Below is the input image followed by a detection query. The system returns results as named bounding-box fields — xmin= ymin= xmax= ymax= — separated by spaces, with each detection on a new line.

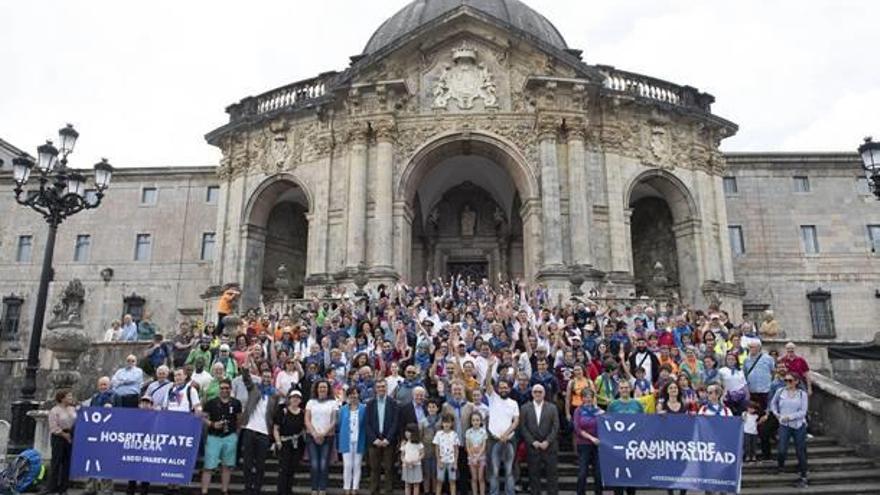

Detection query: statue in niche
xmin=461 ymin=205 xmax=476 ymax=237
xmin=275 ymin=263 xmax=291 ymax=296
xmin=493 ymin=206 xmax=506 ymax=230
xmin=428 ymin=207 xmax=440 ymax=228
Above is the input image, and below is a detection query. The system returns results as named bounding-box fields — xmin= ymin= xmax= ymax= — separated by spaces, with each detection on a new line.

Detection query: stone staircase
xmin=72 ymin=434 xmax=880 ymax=494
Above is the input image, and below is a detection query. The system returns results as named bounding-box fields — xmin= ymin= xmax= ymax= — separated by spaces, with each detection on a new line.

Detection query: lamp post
xmin=858 ymin=136 xmax=880 ymax=200
xmin=7 ymin=124 xmax=113 ymax=453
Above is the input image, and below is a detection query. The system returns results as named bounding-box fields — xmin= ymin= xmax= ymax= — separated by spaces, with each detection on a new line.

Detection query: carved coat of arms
xmin=432 ymin=43 xmax=499 ymax=110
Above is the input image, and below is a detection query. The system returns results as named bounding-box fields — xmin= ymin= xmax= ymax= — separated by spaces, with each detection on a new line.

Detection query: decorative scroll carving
xmin=48 ymin=279 xmax=85 ymax=329
xmin=432 ymin=43 xmax=500 ymax=110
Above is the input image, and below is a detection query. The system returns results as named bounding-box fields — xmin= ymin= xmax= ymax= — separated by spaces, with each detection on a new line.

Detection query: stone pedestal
xmin=0 ymin=420 xmax=9 ymax=456
xmin=26 ymin=409 xmax=50 ymax=460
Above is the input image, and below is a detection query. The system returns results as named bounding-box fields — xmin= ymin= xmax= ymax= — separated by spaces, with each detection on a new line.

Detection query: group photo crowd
xmin=43 ymin=278 xmax=813 ymax=495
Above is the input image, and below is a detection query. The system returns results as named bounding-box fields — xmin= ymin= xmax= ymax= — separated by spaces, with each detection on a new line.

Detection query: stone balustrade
xmin=809 ymin=371 xmax=880 ymax=457
xmin=596 ymin=65 xmax=715 ymax=112
xmin=226 ymin=72 xmax=337 ymax=122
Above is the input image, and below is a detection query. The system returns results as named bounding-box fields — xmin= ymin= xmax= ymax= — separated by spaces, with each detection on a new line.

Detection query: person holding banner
xmin=698 ymin=384 xmax=734 ymax=417
xmin=573 ymin=388 xmax=604 ymax=495
xmin=83 ymin=377 xmax=116 ymax=495
xmin=770 ymin=373 xmax=809 ymax=489
xmin=125 ymin=396 xmax=156 ymax=495
xmin=519 ymin=384 xmax=560 ymax=495
xmin=201 ymin=378 xmax=242 ymax=495
xmin=607 ymin=381 xmax=643 ymax=495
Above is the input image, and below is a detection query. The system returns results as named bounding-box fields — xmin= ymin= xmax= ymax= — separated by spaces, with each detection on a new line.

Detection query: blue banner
xmin=70 ymin=407 xmax=203 ymax=484
xmin=598 ymin=414 xmax=743 ymax=493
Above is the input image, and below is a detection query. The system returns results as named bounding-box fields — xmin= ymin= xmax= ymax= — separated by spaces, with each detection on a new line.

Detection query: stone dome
xmin=363 ymin=0 xmax=568 ymax=55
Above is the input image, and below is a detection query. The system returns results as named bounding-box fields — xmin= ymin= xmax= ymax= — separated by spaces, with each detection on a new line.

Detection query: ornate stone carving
xmin=648 ymin=124 xmax=671 ymax=167
xmin=460 ymin=204 xmax=476 ymax=237
xmin=432 ymin=43 xmax=499 ymax=110
xmin=537 ymin=115 xmax=560 ymax=140
xmin=48 ymin=279 xmax=85 ymax=329
xmin=373 ymin=119 xmax=397 ymax=142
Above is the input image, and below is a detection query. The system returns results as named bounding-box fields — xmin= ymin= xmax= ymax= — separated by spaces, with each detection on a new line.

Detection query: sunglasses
xmin=785 ymin=378 xmax=796 ymax=382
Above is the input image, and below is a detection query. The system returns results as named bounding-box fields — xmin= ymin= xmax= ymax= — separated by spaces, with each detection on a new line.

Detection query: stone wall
xmin=725 ymin=153 xmax=880 ymax=341
xmin=809 ymin=372 xmax=880 ymax=457
xmin=0 ymin=168 xmax=218 ymax=350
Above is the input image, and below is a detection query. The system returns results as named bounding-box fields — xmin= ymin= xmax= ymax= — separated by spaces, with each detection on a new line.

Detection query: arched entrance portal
xmin=627 ymin=170 xmax=700 ymax=302
xmin=242 ymin=176 xmax=310 ymax=308
xmin=398 ymin=133 xmax=539 ymax=285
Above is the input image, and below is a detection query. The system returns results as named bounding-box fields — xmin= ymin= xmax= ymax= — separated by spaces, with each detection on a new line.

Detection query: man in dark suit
xmin=364 ymin=378 xmax=399 ymax=495
xmin=399 ymin=385 xmax=428 ymax=429
xmin=519 ymin=384 xmax=560 ymax=495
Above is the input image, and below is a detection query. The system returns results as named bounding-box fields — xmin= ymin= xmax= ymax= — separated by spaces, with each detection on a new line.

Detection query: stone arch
xmin=244 ymin=173 xmax=314 ymax=225
xmin=625 ymin=168 xmax=702 ymax=303
xmin=240 ymin=174 xmax=312 ymax=308
xmin=624 ymin=169 xmax=699 ymax=223
xmin=396 ymin=131 xmax=540 ymax=283
xmin=397 ymin=131 xmax=540 ymax=204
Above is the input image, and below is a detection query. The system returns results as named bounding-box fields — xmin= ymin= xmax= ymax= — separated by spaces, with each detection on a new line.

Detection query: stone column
xmin=567 ymin=121 xmax=593 ymax=266
xmin=604 ymin=153 xmax=631 ymax=273
xmin=538 ymin=118 xmax=564 ymax=268
xmin=370 ymin=120 xmax=395 ymax=276
xmin=345 ymin=125 xmax=369 ymax=270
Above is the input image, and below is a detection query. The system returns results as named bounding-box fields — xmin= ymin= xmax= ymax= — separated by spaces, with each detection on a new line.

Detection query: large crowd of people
xmin=45 ymin=278 xmax=813 ymax=495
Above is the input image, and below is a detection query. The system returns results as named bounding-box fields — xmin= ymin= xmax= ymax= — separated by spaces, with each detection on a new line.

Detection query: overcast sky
xmin=1 ymin=1 xmax=877 ymax=168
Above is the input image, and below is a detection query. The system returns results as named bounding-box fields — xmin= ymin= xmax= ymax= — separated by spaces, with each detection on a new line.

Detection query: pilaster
xmin=566 ymin=119 xmax=593 ymax=266
xmin=538 ymin=117 xmax=564 ymax=269
xmin=370 ymin=119 xmax=396 ymax=278
xmin=345 ymin=125 xmax=369 ymax=269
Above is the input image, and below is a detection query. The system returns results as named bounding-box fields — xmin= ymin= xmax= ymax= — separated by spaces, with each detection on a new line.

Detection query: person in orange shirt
xmin=216 ymin=285 xmax=241 ymax=335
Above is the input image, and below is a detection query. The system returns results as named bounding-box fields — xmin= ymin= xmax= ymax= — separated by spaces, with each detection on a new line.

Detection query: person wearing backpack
xmin=160 ymin=368 xmax=202 ymax=414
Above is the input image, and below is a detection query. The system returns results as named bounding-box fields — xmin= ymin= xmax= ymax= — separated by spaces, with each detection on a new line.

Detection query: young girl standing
xmin=401 ymin=423 xmax=425 ymax=495
xmin=466 ymin=411 xmax=488 ymax=495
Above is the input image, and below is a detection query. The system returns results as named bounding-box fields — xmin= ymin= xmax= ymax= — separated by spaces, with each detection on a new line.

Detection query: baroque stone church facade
xmin=0 ymin=0 xmax=877 ymax=345
xmin=206 ymin=0 xmax=740 ymax=312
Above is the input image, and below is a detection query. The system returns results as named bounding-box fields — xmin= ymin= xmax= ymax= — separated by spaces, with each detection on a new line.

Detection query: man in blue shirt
xmin=119 ymin=314 xmax=138 ymax=342
xmin=111 ymin=354 xmax=144 ymax=407
xmin=744 ymin=341 xmax=776 ymax=460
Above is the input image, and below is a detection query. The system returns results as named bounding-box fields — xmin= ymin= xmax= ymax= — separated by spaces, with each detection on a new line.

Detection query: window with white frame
xmin=74 ymin=234 xmax=91 ymax=262
xmin=728 ymin=226 xmax=745 ymax=255
xmin=141 ymin=187 xmax=158 ymax=205
xmin=800 ymin=225 xmax=819 ymax=254
xmin=201 ymin=232 xmax=216 ymax=261
xmin=16 ymin=235 xmax=32 ymax=263
xmin=722 ymin=176 xmax=738 ymax=194
xmin=134 ymin=234 xmax=152 ymax=261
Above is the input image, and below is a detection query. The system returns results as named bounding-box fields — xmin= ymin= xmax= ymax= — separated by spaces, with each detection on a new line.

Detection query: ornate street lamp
xmin=858 ymin=136 xmax=880 ymax=200
xmin=7 ymin=124 xmax=113 ymax=453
